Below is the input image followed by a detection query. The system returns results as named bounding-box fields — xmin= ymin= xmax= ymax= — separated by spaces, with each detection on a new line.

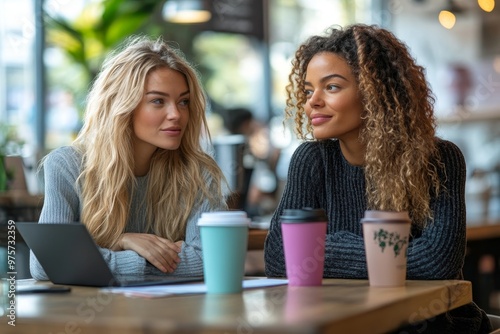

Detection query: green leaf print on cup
xmin=373 ymin=229 xmax=408 ymax=257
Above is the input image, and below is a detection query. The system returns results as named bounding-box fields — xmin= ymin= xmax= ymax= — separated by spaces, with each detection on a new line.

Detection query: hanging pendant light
xmin=478 ymin=0 xmax=495 ymax=12
xmin=438 ymin=0 xmax=463 ymax=29
xmin=162 ymin=0 xmax=212 ymax=24
xmin=438 ymin=10 xmax=456 ymax=29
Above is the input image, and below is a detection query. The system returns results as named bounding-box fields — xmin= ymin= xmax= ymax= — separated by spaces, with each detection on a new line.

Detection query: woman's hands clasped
xmin=113 ymin=233 xmax=183 ymax=273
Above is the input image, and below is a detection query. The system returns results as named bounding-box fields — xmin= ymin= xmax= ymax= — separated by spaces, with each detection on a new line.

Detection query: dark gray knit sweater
xmin=264 ymin=138 xmax=491 ymax=333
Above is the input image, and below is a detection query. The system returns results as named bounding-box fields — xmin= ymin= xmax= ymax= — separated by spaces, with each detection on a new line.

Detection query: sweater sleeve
xmin=405 ymin=139 xmax=467 ymax=279
xmin=144 ymin=172 xmax=227 ymax=277
xmin=30 ymin=147 xmax=147 ymax=280
xmin=171 ymin=200 xmax=207 ymax=276
xmin=264 ymin=141 xmax=367 ymax=278
xmin=264 ymin=142 xmax=324 ymax=277
xmin=144 ymin=199 xmax=219 ymax=277
xmin=30 ymin=147 xmax=81 ymax=280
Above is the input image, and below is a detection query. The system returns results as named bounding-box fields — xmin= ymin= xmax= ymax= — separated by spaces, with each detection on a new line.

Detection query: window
xmin=0 ymin=0 xmax=37 ymax=154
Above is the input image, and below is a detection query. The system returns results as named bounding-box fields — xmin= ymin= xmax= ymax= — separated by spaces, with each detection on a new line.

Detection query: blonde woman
xmin=31 ymin=36 xmax=227 ymax=279
xmin=264 ymin=24 xmax=491 ymax=333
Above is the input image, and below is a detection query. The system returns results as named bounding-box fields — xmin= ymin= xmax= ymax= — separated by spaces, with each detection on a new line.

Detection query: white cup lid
xmin=197 ymin=211 xmax=250 ymax=226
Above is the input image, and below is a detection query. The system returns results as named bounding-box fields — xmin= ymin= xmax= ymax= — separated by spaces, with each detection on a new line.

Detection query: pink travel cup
xmin=281 ymin=208 xmax=327 ymax=286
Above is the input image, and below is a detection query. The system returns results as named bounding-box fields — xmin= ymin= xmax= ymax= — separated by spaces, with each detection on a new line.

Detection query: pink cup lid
xmin=280 ymin=208 xmax=327 ymax=223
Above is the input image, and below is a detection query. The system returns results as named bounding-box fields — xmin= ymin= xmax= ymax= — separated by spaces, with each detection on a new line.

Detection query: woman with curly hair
xmin=30 ymin=36 xmax=227 ymax=279
xmin=264 ymin=24 xmax=491 ymax=333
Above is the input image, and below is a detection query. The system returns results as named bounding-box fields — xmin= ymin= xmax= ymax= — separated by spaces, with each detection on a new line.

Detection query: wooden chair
xmin=4 ymin=155 xmax=28 ymax=193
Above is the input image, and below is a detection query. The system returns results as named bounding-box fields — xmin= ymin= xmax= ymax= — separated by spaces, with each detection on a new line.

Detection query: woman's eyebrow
xmin=304 ymin=73 xmax=348 ymax=86
xmin=145 ymin=90 xmax=190 ymax=96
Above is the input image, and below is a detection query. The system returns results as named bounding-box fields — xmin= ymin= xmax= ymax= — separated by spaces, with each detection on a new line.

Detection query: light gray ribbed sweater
xmin=30 ymin=146 xmax=225 ymax=280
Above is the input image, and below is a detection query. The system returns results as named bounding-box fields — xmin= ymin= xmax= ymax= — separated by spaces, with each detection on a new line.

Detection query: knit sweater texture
xmin=264 ymin=138 xmax=491 ymax=333
xmin=30 ymin=146 xmax=225 ymax=280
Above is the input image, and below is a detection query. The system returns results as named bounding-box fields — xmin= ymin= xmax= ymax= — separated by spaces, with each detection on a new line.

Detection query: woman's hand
xmin=114 ymin=233 xmax=183 ymax=273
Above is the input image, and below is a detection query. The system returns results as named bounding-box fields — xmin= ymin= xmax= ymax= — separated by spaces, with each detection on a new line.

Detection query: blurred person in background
xmin=223 ymin=107 xmax=281 ymax=218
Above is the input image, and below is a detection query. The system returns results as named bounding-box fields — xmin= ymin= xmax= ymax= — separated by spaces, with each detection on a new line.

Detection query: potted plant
xmin=0 ymin=123 xmax=25 ymax=192
xmin=44 ymin=0 xmax=164 ymax=111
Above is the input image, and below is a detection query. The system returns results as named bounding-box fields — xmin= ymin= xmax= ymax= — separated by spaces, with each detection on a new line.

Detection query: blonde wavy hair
xmin=285 ymin=24 xmax=442 ymax=227
xmin=73 ymin=36 xmax=226 ymax=248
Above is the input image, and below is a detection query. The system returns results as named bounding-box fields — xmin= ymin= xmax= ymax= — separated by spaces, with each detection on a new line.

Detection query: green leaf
xmin=105 ymin=14 xmax=149 ymax=46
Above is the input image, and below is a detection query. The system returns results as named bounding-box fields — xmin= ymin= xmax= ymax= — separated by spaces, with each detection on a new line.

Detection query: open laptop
xmin=17 ymin=222 xmax=203 ymax=287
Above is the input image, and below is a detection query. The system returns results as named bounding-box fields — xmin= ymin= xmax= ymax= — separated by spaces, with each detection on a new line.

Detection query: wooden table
xmin=0 ymin=192 xmax=43 ymax=222
xmin=466 ymin=222 xmax=500 ymax=241
xmin=2 ymin=278 xmax=472 ymax=334
xmin=248 ymin=228 xmax=267 ymax=250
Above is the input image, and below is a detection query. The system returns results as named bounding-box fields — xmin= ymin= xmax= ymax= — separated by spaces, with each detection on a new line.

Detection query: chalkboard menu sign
xmin=201 ymin=0 xmax=265 ymax=40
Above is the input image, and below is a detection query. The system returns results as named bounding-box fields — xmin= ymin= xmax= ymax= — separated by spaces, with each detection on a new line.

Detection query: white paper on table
xmin=101 ymin=278 xmax=288 ymax=298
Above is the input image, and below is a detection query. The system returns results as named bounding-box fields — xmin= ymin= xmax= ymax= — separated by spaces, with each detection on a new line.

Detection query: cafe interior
xmin=1 ymin=0 xmax=500 ymax=332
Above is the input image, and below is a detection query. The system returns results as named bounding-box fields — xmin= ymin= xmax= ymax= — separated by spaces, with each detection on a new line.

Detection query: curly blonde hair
xmin=285 ymin=24 xmax=441 ymax=227
xmin=73 ymin=36 xmax=226 ymax=248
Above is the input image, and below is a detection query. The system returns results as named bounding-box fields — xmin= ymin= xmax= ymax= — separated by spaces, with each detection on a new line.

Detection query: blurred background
xmin=0 ymin=0 xmax=499 ymax=312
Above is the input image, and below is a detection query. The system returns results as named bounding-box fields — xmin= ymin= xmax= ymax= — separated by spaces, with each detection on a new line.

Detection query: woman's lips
xmin=311 ymin=115 xmax=331 ymax=126
xmin=161 ymin=128 xmax=182 ymax=136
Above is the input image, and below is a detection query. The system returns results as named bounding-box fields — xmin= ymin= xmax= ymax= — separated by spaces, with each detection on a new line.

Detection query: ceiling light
xmin=439 ymin=10 xmax=457 ymax=29
xmin=438 ymin=0 xmax=463 ymax=29
xmin=162 ymin=0 xmax=212 ymax=24
xmin=478 ymin=0 xmax=495 ymax=12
